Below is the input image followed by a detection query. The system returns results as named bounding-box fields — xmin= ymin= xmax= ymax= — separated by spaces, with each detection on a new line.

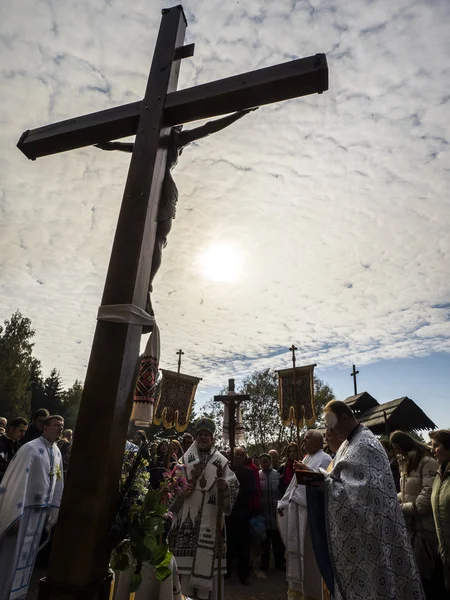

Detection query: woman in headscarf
xmin=390 ymin=430 xmax=441 ymax=597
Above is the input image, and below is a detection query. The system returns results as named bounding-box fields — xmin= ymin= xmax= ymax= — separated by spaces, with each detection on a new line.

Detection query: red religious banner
xmin=278 ymin=364 xmax=316 ymax=427
xmin=131 ymin=326 xmax=160 ymax=426
xmin=153 ymin=369 xmax=201 ymax=432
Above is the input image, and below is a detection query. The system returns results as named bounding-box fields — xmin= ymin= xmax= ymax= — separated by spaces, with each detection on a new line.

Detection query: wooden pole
xmin=228 ymin=379 xmax=236 ymax=471
xmin=39 ymin=8 xmax=187 ymax=599
xmin=215 ymin=463 xmax=224 ymax=600
xmin=290 ymin=345 xmax=300 ymax=450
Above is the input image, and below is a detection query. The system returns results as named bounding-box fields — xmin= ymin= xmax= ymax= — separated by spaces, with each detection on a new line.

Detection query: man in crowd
xmin=268 ymin=449 xmax=280 ymax=470
xmin=277 ymin=431 xmax=331 ymax=600
xmin=57 ymin=429 xmax=73 ymax=475
xmin=295 ymin=401 xmax=425 ymax=600
xmin=0 ymin=415 xmax=64 ymax=600
xmin=22 ymin=408 xmax=50 ymax=444
xmin=182 ymin=432 xmax=194 ymax=453
xmin=259 ymin=453 xmax=285 ymax=571
xmin=0 ymin=417 xmax=28 ymax=481
xmin=226 ymin=446 xmax=258 ymax=586
xmin=169 ymin=417 xmax=239 ymax=600
xmin=0 ymin=417 xmax=7 ymax=429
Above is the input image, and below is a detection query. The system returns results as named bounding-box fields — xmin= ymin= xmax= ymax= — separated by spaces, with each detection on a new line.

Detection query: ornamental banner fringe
xmin=153 ymin=369 xmax=201 ymax=432
xmin=278 ymin=363 xmax=316 ymax=427
xmin=131 ymin=325 xmax=161 ymax=426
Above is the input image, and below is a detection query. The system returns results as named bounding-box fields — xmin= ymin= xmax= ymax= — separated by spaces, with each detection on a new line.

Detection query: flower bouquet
xmin=110 ymin=444 xmax=188 ymax=592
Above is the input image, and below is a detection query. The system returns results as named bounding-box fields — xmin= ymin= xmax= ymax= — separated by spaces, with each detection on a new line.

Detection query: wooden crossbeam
xmin=17 ymin=53 xmax=328 ymax=160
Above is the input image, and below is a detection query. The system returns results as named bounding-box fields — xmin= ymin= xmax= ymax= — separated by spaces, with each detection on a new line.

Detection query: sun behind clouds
xmin=197 ymin=243 xmax=244 ymax=283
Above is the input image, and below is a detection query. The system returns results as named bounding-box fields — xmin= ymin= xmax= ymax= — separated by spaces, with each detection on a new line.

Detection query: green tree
xmin=29 ymin=358 xmax=47 ymax=417
xmin=0 ymin=311 xmax=36 ymax=419
xmin=44 ymin=368 xmax=64 ymax=415
xmin=61 ymin=380 xmax=83 ymax=429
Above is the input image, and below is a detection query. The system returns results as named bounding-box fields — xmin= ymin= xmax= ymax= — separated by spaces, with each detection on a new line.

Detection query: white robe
xmin=323 ymin=426 xmax=425 ymax=600
xmin=277 ymin=450 xmax=332 ymax=600
xmin=0 ymin=437 xmax=63 ymax=600
xmin=168 ymin=443 xmax=239 ymax=600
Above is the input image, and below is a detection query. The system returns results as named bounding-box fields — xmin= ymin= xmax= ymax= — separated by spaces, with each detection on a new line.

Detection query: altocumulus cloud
xmin=0 ymin=0 xmax=449 ymax=392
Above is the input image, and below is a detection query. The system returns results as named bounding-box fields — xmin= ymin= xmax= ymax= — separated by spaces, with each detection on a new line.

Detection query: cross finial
xmin=176 ymin=348 xmax=184 ymax=373
xmin=289 ymin=344 xmax=298 ymax=368
xmin=350 ymin=364 xmax=359 ymax=395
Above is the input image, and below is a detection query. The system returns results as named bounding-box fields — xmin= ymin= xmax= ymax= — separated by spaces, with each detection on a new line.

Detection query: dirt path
xmin=28 ymin=567 xmax=287 ymax=600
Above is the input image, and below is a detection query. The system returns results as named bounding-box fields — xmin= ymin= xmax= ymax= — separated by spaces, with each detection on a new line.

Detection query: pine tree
xmin=44 ymin=368 xmax=64 ymax=415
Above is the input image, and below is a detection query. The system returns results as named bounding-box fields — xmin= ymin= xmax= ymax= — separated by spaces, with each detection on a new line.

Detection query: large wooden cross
xmin=214 ymin=378 xmax=250 ymax=470
xmin=18 ymin=6 xmax=328 ymax=599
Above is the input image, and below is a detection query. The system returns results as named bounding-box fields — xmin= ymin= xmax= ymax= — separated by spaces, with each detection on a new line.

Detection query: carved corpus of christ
xmin=96 ymin=108 xmax=257 ymax=328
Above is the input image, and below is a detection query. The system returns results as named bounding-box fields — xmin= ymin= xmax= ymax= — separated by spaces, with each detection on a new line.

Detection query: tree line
xmin=0 ymin=311 xmax=83 ymax=428
xmin=0 ymin=311 xmax=336 ymax=449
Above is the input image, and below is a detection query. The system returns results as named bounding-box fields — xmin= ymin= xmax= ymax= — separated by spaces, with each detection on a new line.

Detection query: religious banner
xmin=278 ymin=363 xmax=316 ymax=427
xmin=153 ymin=369 xmax=201 ymax=432
xmin=131 ymin=325 xmax=161 ymax=426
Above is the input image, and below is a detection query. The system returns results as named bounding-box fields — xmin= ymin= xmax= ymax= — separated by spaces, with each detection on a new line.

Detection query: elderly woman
xmin=390 ymin=431 xmax=440 ymax=597
xmin=429 ymin=429 xmax=450 ymax=594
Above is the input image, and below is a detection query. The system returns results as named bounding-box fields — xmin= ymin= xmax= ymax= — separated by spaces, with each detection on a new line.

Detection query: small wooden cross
xmin=350 ymin=364 xmax=360 ymax=395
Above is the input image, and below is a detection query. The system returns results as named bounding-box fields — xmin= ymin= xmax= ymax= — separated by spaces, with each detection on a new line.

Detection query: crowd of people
xmin=0 ymin=403 xmax=449 ymax=600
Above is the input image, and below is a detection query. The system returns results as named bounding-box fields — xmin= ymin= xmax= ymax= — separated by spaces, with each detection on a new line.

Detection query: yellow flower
xmin=56 ymin=465 xmax=62 ymax=481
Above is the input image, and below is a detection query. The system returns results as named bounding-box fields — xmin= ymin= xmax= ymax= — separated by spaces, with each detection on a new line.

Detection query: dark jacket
xmin=22 ymin=422 xmax=42 ymax=444
xmin=0 ymin=435 xmax=20 ymax=481
xmin=229 ymin=465 xmax=257 ymax=520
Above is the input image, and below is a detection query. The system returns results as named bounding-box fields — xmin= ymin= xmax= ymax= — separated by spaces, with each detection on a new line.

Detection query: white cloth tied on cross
xmin=96 ymin=302 xmax=156 ymax=327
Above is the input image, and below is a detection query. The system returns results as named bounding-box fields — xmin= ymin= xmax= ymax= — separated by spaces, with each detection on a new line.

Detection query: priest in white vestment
xmin=0 ymin=415 xmax=64 ymax=600
xmin=296 ymin=401 xmax=425 ymax=600
xmin=168 ymin=417 xmax=239 ymax=600
xmin=277 ymin=430 xmax=331 ymax=600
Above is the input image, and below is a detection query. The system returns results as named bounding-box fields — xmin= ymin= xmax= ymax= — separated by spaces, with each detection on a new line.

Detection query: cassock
xmin=321 ymin=425 xmax=425 ymax=600
xmin=277 ymin=449 xmax=331 ymax=600
xmin=168 ymin=442 xmax=239 ymax=600
xmin=0 ymin=437 xmax=63 ymax=600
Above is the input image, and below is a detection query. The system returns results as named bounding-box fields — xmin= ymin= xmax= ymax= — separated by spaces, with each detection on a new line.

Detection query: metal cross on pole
xmin=289 ymin=344 xmax=302 ymax=450
xmin=350 ymin=364 xmax=360 ymax=396
xmin=17 ymin=6 xmax=329 ymax=598
xmin=214 ymin=379 xmax=249 ymax=470
xmin=176 ymin=348 xmax=184 ymax=373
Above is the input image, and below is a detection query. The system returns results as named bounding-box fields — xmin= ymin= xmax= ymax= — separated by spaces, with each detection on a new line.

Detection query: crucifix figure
xmin=214 ymin=379 xmax=249 ymax=470
xmin=351 ymin=364 xmax=359 ymax=395
xmin=95 ymin=109 xmax=256 ymax=325
xmin=17 ymin=6 xmax=328 ymax=598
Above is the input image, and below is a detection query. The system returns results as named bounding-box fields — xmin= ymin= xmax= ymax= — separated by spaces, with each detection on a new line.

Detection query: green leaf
xmin=155 ymin=565 xmax=172 ymax=582
xmin=152 ymin=544 xmax=169 ymax=565
xmin=130 ymin=571 xmax=143 ymax=593
xmin=143 ymin=535 xmax=158 ymax=550
xmin=155 ymin=551 xmax=173 ymax=582
xmin=110 ymin=551 xmax=129 ymax=571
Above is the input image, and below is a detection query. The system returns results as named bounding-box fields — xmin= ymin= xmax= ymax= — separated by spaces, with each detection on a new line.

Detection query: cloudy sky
xmin=1 ymin=0 xmax=449 ymax=427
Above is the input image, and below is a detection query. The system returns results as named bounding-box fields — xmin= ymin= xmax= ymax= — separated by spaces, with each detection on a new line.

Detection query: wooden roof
xmin=316 ymin=394 xmax=437 ymax=435
xmin=343 ymin=392 xmax=378 ymax=414
xmin=359 ymin=396 xmax=437 ymax=435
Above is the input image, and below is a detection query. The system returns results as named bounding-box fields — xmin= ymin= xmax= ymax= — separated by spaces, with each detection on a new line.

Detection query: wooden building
xmin=343 ymin=393 xmax=437 ymax=436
